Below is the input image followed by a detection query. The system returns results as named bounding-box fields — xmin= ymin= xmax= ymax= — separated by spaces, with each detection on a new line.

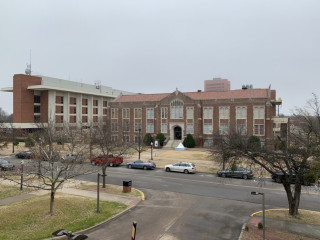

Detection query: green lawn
xmin=0 ymin=184 xmax=33 ymax=200
xmin=0 ymin=193 xmax=127 ymax=240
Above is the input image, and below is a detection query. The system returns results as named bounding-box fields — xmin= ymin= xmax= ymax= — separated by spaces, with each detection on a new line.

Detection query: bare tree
xmin=17 ymin=121 xmax=95 ymax=216
xmin=212 ymin=94 xmax=320 ymax=216
xmin=94 ymin=120 xmax=131 ymax=188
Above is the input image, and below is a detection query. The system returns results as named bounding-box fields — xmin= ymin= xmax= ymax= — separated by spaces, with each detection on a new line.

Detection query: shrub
xmin=257 ymin=222 xmax=263 ymax=229
xmin=183 ymin=134 xmax=195 ymax=148
xmin=143 ymin=133 xmax=153 ymax=146
xmin=244 ymin=225 xmax=249 ymax=231
xmin=231 ymin=163 xmax=237 ymax=172
xmin=24 ymin=137 xmax=34 ymax=147
xmin=13 ymin=139 xmax=19 ymax=146
xmin=156 ymin=133 xmax=166 ymax=146
xmin=247 ymin=136 xmax=261 ymax=151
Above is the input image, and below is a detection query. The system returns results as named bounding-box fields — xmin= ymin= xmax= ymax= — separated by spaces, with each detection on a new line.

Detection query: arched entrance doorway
xmin=174 ymin=126 xmax=182 ymax=140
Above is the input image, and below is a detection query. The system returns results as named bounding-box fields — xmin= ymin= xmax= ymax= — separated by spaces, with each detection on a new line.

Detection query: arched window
xmin=170 ymin=99 xmax=184 ymax=119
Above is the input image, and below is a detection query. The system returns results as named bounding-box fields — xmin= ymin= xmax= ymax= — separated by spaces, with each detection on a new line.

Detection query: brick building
xmin=109 ymin=87 xmax=286 ymax=147
xmin=1 ymin=74 xmax=133 ymax=129
xmin=204 ymin=78 xmax=230 ymax=92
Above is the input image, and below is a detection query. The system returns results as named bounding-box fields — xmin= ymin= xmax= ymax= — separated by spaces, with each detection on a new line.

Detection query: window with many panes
xmin=123 ymin=108 xmax=130 ymax=119
xmin=134 ymin=123 xmax=142 ymax=132
xmin=146 ymin=108 xmax=154 ymax=119
xmin=170 ymin=100 xmax=183 ymax=119
xmin=34 ymin=95 xmax=41 ymax=103
xmin=134 ymin=108 xmax=142 ymax=119
xmin=203 ymin=107 xmax=213 ymax=119
xmin=111 ymin=108 xmax=118 ymax=119
xmin=236 ymin=106 xmax=247 ymax=119
xmin=111 ymin=122 xmax=118 ymax=132
xmin=123 ymin=135 xmax=130 ymax=142
xmin=161 ymin=107 xmax=168 ymax=119
xmin=123 ymin=121 xmax=130 ymax=132
xmin=146 ymin=123 xmax=154 ymax=133
xmin=219 ymin=123 xmax=229 ymax=135
xmin=186 ymin=107 xmax=194 ymax=119
xmin=161 ymin=123 xmax=167 ymax=133
xmin=186 ymin=124 xmax=194 ymax=134
xmin=237 ymin=123 xmax=247 ymax=135
xmin=203 ymin=123 xmax=213 ymax=134
xmin=34 ymin=105 xmax=40 ymax=113
xmin=253 ymin=106 xmax=265 ymax=119
xmin=219 ymin=106 xmax=230 ymax=119
xmin=254 ymin=124 xmax=265 ymax=135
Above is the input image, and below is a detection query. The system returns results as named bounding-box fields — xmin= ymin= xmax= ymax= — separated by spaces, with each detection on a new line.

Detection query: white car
xmin=164 ymin=162 xmax=196 ymax=174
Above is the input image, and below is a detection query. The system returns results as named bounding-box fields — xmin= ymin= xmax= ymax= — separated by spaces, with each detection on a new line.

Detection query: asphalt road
xmin=5 ymin=156 xmax=320 ymax=239
xmin=77 ymin=166 xmax=320 ymax=240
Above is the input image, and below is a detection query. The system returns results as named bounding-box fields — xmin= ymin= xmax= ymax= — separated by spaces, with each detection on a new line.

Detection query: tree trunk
xmin=50 ymin=188 xmax=55 ymax=216
xmin=283 ymin=181 xmax=301 ymax=216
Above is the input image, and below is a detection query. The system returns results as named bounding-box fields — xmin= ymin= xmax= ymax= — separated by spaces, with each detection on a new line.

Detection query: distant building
xmin=204 ymin=78 xmax=230 ymax=92
xmin=1 ymin=74 xmax=133 ymax=129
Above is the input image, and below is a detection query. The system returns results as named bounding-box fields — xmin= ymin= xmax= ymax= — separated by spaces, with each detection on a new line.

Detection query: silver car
xmin=164 ymin=162 xmax=196 ymax=174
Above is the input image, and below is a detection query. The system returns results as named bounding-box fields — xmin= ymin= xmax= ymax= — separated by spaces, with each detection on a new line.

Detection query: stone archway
xmin=174 ymin=126 xmax=182 ymax=140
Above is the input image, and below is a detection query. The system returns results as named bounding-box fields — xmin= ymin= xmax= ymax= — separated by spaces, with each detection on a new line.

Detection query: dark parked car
xmin=15 ymin=151 xmax=33 ymax=159
xmin=126 ymin=160 xmax=156 ymax=170
xmin=217 ymin=167 xmax=253 ymax=179
xmin=271 ymin=169 xmax=313 ymax=185
xmin=0 ymin=159 xmax=15 ymax=171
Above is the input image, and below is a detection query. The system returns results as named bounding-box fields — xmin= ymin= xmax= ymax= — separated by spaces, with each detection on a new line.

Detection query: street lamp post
xmin=150 ymin=142 xmax=153 ymax=160
xmin=251 ymin=191 xmax=265 ymax=240
xmin=20 ymin=160 xmax=24 ymax=191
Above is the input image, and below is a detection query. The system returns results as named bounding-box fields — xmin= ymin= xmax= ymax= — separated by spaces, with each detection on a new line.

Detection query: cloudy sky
xmin=1 ymin=0 xmax=319 ymax=115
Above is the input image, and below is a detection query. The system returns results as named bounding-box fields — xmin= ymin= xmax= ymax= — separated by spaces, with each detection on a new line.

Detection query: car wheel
xmin=184 ymin=169 xmax=189 ymax=174
xmin=143 ymin=166 xmax=147 ymax=170
xmin=243 ymin=174 xmax=248 ymax=180
xmin=166 ymin=167 xmax=170 ymax=172
xmin=222 ymin=173 xmax=226 ymax=178
xmin=128 ymin=165 xmax=132 ymax=169
xmin=110 ymin=162 xmax=114 ymax=167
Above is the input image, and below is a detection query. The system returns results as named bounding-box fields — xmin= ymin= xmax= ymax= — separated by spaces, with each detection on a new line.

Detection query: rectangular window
xmin=253 ymin=106 xmax=265 ymax=119
xmin=70 ymin=97 xmax=76 ymax=105
xmin=134 ymin=108 xmax=142 ymax=119
xmin=146 ymin=123 xmax=154 ymax=133
xmin=219 ymin=106 xmax=230 ymax=119
xmin=161 ymin=123 xmax=167 ymax=133
xmin=254 ymin=124 xmax=265 ymax=136
xmin=56 ymin=96 xmax=64 ymax=104
xmin=146 ymin=108 xmax=154 ymax=119
xmin=93 ymin=100 xmax=98 ymax=106
xmin=237 ymin=123 xmax=247 ymax=135
xmin=134 ymin=135 xmax=141 ymax=143
xmin=123 ymin=135 xmax=130 ymax=142
xmin=135 ymin=123 xmax=142 ymax=132
xmin=123 ymin=108 xmax=130 ymax=119
xmin=203 ymin=123 xmax=213 ymax=134
xmin=82 ymin=98 xmax=88 ymax=106
xmin=93 ymin=108 xmax=98 ymax=114
xmin=70 ymin=115 xmax=77 ymax=123
xmin=186 ymin=107 xmax=194 ymax=120
xmin=111 ymin=122 xmax=118 ymax=132
xmin=111 ymin=108 xmax=118 ymax=119
xmin=34 ymin=105 xmax=40 ymax=113
xmin=34 ymin=95 xmax=41 ymax=103
xmin=123 ymin=121 xmax=130 ymax=132
xmin=236 ymin=107 xmax=247 ymax=119
xmin=203 ymin=107 xmax=213 ymax=119
xmin=186 ymin=124 xmax=194 ymax=134
xmin=111 ymin=135 xmax=118 ymax=142
xmin=103 ymin=100 xmax=108 ymax=107
xmin=219 ymin=123 xmax=229 ymax=135
xmin=82 ymin=116 xmax=88 ymax=123
xmin=161 ymin=107 xmax=168 ymax=119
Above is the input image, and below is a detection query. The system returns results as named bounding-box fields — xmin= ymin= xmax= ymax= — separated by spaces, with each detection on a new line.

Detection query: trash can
xmin=123 ymin=180 xmax=132 ymax=193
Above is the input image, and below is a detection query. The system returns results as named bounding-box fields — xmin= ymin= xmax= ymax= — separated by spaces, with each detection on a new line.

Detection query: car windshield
xmin=1 ymin=160 xmax=9 ymax=164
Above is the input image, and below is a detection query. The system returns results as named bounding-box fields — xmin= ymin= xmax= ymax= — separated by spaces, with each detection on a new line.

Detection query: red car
xmin=90 ymin=154 xmax=123 ymax=167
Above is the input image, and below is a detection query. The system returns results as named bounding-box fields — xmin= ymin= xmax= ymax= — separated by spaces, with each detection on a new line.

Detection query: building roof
xmin=115 ymin=89 xmax=270 ymax=102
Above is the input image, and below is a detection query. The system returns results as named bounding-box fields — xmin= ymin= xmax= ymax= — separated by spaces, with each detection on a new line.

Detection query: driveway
xmin=84 ymin=188 xmax=261 ymax=240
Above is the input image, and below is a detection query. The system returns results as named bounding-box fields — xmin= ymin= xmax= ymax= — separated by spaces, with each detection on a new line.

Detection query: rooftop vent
xmin=197 ymin=90 xmax=202 ymax=92
xmin=242 ymin=84 xmax=253 ymax=90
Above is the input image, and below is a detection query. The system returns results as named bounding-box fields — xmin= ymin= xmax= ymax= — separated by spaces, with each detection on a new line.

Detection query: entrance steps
xmin=163 ymin=140 xmax=182 ymax=149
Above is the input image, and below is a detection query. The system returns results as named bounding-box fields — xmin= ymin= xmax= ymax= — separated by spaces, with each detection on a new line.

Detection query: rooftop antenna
xmin=25 ymin=49 xmax=32 ymax=75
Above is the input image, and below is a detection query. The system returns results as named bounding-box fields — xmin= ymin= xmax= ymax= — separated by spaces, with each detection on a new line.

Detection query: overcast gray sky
xmin=1 ymin=0 xmax=319 ymax=115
